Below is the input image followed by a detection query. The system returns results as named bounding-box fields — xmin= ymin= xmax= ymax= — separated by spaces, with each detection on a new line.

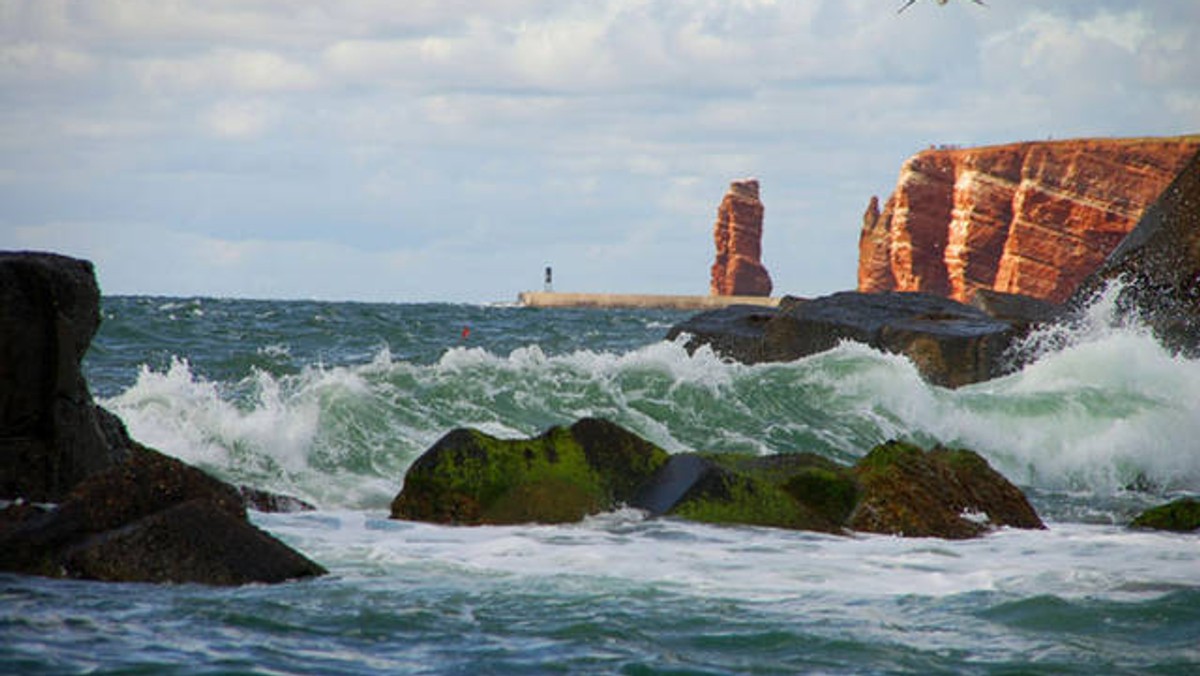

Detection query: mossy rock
xmin=848 ymin=440 xmax=1043 ymax=539
xmin=1131 ymin=498 xmax=1200 ymax=532
xmin=391 ymin=418 xmax=670 ymax=525
xmin=647 ymin=452 xmax=858 ymax=533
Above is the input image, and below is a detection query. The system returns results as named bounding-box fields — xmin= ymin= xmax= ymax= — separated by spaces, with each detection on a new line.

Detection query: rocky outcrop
xmin=0 ymin=251 xmax=326 ymax=585
xmin=710 ymin=179 xmax=772 ymax=297
xmin=668 ymin=291 xmax=1047 ymax=388
xmin=0 ymin=252 xmax=133 ymax=502
xmin=1068 ymin=148 xmax=1200 ymax=355
xmin=392 ymin=419 xmax=1043 ymax=539
xmin=391 ymin=418 xmax=670 ymax=525
xmin=0 ymin=443 xmax=327 ymax=584
xmin=859 ymin=137 xmax=1200 ymax=304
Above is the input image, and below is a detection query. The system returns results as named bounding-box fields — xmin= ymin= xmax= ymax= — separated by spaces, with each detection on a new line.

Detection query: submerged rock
xmin=669 ymin=291 xmax=1022 ymax=388
xmin=391 ymin=418 xmax=670 ymax=525
xmin=848 ymin=440 xmax=1044 ymax=539
xmin=0 ymin=444 xmax=327 ymax=584
xmin=1131 ymin=498 xmax=1200 ymax=533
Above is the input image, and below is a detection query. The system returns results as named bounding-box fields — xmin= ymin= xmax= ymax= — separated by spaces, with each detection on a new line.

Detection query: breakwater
xmin=517 ymin=291 xmax=780 ymax=310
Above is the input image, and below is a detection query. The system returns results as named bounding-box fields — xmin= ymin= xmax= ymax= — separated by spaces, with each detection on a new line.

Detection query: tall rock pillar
xmin=710 ymin=178 xmax=773 ymax=296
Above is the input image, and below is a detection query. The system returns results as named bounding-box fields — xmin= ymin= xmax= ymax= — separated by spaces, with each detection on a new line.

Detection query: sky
xmin=3 ymin=0 xmax=1198 ymax=303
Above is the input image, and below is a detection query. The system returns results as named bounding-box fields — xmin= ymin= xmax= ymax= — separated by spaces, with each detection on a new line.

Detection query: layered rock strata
xmin=710 ymin=179 xmax=773 ymax=296
xmin=859 ymin=137 xmax=1200 ymax=304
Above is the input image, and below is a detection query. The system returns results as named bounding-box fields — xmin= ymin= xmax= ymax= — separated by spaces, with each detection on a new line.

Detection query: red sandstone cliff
xmin=711 ymin=178 xmax=773 ymax=296
xmin=858 ymin=137 xmax=1200 ymax=303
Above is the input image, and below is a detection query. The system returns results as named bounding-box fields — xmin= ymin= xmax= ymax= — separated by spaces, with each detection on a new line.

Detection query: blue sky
xmin=4 ymin=0 xmax=1198 ymax=302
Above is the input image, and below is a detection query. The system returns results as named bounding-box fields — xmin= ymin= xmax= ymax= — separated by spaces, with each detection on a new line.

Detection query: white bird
xmin=898 ymin=0 xmax=987 ymax=14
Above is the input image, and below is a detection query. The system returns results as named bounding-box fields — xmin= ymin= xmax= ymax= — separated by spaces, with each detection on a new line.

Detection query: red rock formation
xmin=710 ymin=179 xmax=772 ymax=296
xmin=858 ymin=137 xmax=1200 ymax=303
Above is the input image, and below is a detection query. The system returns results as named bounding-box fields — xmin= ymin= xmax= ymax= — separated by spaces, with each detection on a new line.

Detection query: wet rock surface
xmin=394 ymin=419 xmax=1043 ymax=540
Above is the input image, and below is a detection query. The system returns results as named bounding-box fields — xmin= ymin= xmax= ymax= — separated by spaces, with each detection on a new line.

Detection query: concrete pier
xmin=516 ymin=291 xmax=781 ymax=310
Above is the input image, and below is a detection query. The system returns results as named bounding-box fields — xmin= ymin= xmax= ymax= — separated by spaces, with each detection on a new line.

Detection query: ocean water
xmin=3 ymin=294 xmax=1199 ymax=674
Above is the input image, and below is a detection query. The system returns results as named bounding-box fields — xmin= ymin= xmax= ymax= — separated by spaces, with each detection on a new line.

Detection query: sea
xmin=3 ymin=291 xmax=1199 ymax=674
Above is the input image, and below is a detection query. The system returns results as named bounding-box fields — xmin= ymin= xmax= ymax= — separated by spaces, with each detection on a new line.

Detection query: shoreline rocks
xmin=0 ymin=443 xmax=327 ymax=584
xmin=392 ymin=418 xmax=1044 ymax=540
xmin=0 ymin=252 xmax=132 ymax=502
xmin=0 ymin=250 xmax=326 ymax=585
xmin=668 ymin=290 xmax=1057 ymax=387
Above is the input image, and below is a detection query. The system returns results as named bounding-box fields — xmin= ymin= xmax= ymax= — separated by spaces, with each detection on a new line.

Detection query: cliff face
xmin=711 ymin=179 xmax=773 ymax=297
xmin=859 ymin=137 xmax=1200 ymax=303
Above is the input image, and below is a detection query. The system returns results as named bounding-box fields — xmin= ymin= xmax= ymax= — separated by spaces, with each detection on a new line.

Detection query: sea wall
xmin=859 ymin=137 xmax=1200 ymax=303
xmin=517 ymin=292 xmax=780 ymax=310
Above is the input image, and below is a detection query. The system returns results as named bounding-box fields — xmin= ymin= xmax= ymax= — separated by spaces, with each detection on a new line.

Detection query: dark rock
xmin=1131 ymin=498 xmax=1200 ymax=532
xmin=847 ymin=440 xmax=1044 ymax=539
xmin=1 ymin=251 xmax=131 ymax=501
xmin=59 ymin=499 xmax=326 ymax=585
xmin=238 ymin=485 xmax=317 ymax=513
xmin=0 ymin=443 xmax=327 ymax=583
xmin=665 ymin=304 xmax=776 ymax=362
xmin=668 ymin=291 xmax=1020 ymax=387
xmin=969 ymin=289 xmax=1063 ymax=326
xmin=1068 ymin=149 xmax=1200 ymax=355
xmin=391 ymin=417 xmax=670 ymax=525
xmin=647 ymin=452 xmax=858 ymax=533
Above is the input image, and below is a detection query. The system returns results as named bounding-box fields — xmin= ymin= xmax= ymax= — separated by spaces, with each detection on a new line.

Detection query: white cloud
xmin=3 ymin=1 xmax=1198 ymax=302
xmin=137 ymin=48 xmax=319 ymax=94
xmin=203 ymin=99 xmax=275 ymax=138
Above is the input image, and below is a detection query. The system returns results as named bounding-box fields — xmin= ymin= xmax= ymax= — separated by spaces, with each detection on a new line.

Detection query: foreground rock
xmin=0 ymin=252 xmax=132 ymax=502
xmin=1131 ymin=498 xmax=1200 ymax=533
xmin=1068 ymin=148 xmax=1200 ymax=356
xmin=847 ymin=440 xmax=1044 ymax=539
xmin=668 ymin=291 xmax=1050 ymax=387
xmin=393 ymin=419 xmax=1043 ymax=539
xmin=0 ymin=443 xmax=327 ymax=584
xmin=391 ymin=418 xmax=670 ymax=524
xmin=710 ymin=179 xmax=772 ymax=297
xmin=0 ymin=250 xmax=326 ymax=585
xmin=858 ymin=137 xmax=1199 ymax=303
xmin=631 ymin=452 xmax=860 ymax=534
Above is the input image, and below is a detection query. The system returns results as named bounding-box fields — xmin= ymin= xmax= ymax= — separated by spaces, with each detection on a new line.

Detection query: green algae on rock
xmin=390 ymin=418 xmax=670 ymax=525
xmin=848 ymin=440 xmax=1044 ymax=539
xmin=660 ymin=453 xmax=859 ymax=533
xmin=1131 ymin=498 xmax=1200 ymax=532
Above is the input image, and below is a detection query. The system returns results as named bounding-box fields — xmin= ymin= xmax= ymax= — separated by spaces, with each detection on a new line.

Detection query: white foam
xmin=261 ymin=509 xmax=1200 ymax=605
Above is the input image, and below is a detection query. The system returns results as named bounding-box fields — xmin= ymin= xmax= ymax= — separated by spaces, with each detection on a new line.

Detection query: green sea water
xmin=3 ymin=295 xmax=1198 ymax=674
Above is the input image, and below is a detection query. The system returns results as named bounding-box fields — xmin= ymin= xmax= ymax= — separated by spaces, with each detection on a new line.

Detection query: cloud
xmin=136 ymin=48 xmax=320 ymax=94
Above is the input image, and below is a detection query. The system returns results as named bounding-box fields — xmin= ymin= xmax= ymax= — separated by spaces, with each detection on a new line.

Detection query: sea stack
xmin=858 ymin=137 xmax=1200 ymax=303
xmin=710 ymin=178 xmax=772 ymax=297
